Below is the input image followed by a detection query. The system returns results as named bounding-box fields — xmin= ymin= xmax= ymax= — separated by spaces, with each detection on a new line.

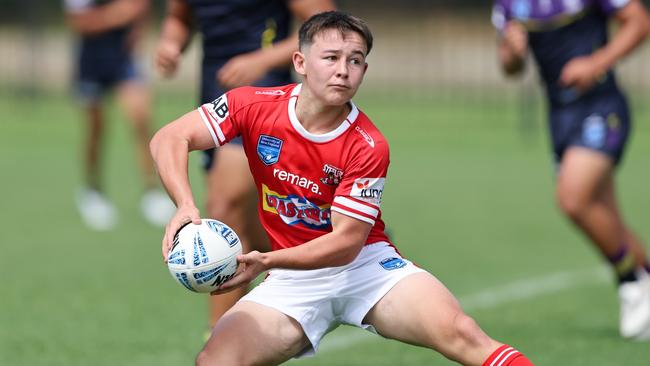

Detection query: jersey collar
xmin=288 ymin=83 xmax=359 ymax=143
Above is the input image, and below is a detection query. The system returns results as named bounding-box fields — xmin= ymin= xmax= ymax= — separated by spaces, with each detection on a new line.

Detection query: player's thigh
xmin=206 ymin=144 xmax=255 ymax=208
xmin=199 ymin=300 xmax=309 ymax=366
xmin=363 ymin=272 xmax=493 ymax=353
xmin=556 ymin=147 xmax=614 ymax=207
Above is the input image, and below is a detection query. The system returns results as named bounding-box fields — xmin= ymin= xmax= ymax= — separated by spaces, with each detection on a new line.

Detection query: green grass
xmin=1 ymin=89 xmax=649 ymax=365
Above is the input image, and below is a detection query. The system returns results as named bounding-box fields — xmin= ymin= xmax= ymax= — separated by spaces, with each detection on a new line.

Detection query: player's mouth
xmin=329 ymin=84 xmax=350 ymax=90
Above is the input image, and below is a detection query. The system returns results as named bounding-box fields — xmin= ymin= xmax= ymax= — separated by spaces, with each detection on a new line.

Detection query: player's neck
xmin=295 ymin=89 xmax=351 ymax=135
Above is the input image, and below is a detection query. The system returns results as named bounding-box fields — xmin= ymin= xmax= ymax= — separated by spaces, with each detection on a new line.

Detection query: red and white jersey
xmin=198 ymin=84 xmax=392 ymax=251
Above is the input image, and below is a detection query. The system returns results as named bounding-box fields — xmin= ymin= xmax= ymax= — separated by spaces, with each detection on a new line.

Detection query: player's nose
xmin=335 ymin=59 xmax=349 ymax=78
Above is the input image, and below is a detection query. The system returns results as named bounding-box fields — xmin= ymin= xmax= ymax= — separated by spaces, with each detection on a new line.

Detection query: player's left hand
xmin=217 ymin=51 xmax=271 ymax=89
xmin=559 ymin=55 xmax=607 ymax=94
xmin=210 ymin=250 xmax=267 ymax=295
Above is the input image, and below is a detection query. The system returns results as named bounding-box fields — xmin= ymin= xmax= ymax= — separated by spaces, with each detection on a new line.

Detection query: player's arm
xmin=155 ymin=0 xmax=195 ymax=78
xmin=65 ymin=0 xmax=149 ymax=35
xmin=214 ymin=212 xmax=371 ymax=294
xmin=497 ymin=21 xmax=528 ymax=76
xmin=560 ymin=0 xmax=650 ymax=91
xmin=217 ymin=0 xmax=336 ymax=88
xmin=149 ymin=110 xmax=216 ymax=260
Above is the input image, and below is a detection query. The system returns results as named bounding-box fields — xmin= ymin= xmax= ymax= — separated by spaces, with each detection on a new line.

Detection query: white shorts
xmin=240 ymin=241 xmax=426 ymax=357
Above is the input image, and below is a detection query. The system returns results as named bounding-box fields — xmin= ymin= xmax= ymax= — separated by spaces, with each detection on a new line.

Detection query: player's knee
xmin=196 ymin=348 xmax=246 ymax=366
xmin=556 ymin=189 xmax=587 ymax=221
xmin=440 ymin=313 xmax=492 ymax=360
xmin=195 ymin=348 xmax=215 ymax=366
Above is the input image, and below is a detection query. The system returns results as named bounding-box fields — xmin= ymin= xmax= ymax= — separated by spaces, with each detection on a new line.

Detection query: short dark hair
xmin=298 ymin=11 xmax=373 ymax=55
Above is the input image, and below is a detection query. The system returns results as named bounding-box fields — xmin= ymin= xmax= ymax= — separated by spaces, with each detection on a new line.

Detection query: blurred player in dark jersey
xmin=151 ymin=11 xmax=536 ymax=366
xmin=155 ymin=0 xmax=335 ymax=328
xmin=65 ymin=0 xmax=174 ymax=230
xmin=493 ymin=0 xmax=650 ymax=339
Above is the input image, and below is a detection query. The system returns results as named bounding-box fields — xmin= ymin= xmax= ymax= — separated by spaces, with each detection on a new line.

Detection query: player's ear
xmin=292 ymin=51 xmax=306 ymax=76
xmin=363 ymin=62 xmax=368 ymax=74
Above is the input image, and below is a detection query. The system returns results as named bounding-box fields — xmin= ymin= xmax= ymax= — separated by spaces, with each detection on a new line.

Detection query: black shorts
xmin=199 ymin=60 xmax=292 ymax=170
xmin=74 ymin=55 xmax=138 ymax=103
xmin=549 ymin=91 xmax=631 ymax=166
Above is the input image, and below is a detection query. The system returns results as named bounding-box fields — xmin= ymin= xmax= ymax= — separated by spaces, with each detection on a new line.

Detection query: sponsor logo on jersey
xmin=351 ymin=178 xmax=385 ymax=206
xmin=206 ymin=220 xmax=240 ymax=247
xmin=379 ymin=257 xmax=406 ymax=270
xmin=262 ymin=184 xmax=331 ymax=229
xmin=582 ymin=114 xmax=606 ymax=149
xmin=512 ymin=0 xmax=531 ymax=20
xmin=206 ymin=94 xmax=229 ymax=123
xmin=320 ymin=164 xmax=344 ymax=186
xmin=257 ymin=135 xmax=283 ymax=165
xmin=273 ymin=168 xmax=321 ymax=194
xmin=354 ymin=126 xmax=375 ymax=148
xmin=254 ymin=90 xmax=286 ymax=96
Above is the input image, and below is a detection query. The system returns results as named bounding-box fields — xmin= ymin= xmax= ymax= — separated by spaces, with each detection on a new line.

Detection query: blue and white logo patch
xmin=257 ymin=135 xmax=283 ymax=166
xmin=582 ymin=114 xmax=606 ymax=149
xmin=379 ymin=257 xmax=407 ymax=271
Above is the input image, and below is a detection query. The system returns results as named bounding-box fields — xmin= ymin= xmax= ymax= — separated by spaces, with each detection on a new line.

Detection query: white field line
xmin=317 ymin=267 xmax=610 ymax=353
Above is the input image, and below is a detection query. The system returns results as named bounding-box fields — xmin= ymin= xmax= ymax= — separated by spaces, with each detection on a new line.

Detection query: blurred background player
xmin=493 ymin=0 xmax=650 ymax=339
xmin=154 ymin=0 xmax=335 ymax=328
xmin=65 ymin=0 xmax=174 ymax=231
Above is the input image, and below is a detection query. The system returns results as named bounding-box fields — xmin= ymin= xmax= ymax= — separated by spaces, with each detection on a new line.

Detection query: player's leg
xmin=363 ymin=272 xmax=533 ymax=366
xmin=83 ymin=101 xmax=104 ymax=191
xmin=196 ymin=301 xmax=310 ymax=366
xmin=116 ymin=79 xmax=155 ymax=189
xmin=555 ymin=147 xmax=622 ymax=257
xmin=74 ymin=78 xmax=117 ymax=230
xmin=205 ymin=143 xmax=268 ymax=326
xmin=116 ymin=75 xmax=175 ymax=226
xmin=599 ymin=175 xmax=650 ymax=270
xmin=598 ymin=174 xmax=650 ymax=339
xmin=556 ymin=147 xmax=650 ymax=338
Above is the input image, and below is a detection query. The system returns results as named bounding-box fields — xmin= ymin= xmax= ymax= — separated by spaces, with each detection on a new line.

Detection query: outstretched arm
xmin=560 ymin=0 xmax=650 ymax=92
xmin=215 ymin=212 xmax=372 ymax=293
xmin=149 ymin=110 xmax=216 ymax=261
xmin=217 ymin=0 xmax=336 ymax=88
xmin=155 ymin=0 xmax=195 ymax=78
xmin=65 ymin=0 xmax=149 ymax=35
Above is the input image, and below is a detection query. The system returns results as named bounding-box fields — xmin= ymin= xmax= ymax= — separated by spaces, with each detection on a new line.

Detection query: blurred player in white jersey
xmin=65 ymin=0 xmax=174 ymax=230
xmin=151 ymin=11 xmax=536 ymax=366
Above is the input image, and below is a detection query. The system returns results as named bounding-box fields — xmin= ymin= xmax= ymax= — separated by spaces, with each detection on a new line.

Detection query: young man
xmin=152 ymin=11 xmax=535 ymax=365
xmin=65 ymin=0 xmax=174 ymax=230
xmin=493 ymin=0 xmax=650 ymax=339
xmin=155 ymin=0 xmax=335 ymax=327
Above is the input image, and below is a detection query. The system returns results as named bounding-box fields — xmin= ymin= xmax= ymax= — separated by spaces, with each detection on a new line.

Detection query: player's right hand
xmin=162 ymin=204 xmax=201 ymax=262
xmin=502 ymin=21 xmax=528 ymax=59
xmin=155 ymin=40 xmax=182 ymax=78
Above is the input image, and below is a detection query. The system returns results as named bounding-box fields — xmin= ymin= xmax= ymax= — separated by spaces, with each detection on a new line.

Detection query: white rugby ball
xmin=167 ymin=219 xmax=242 ymax=293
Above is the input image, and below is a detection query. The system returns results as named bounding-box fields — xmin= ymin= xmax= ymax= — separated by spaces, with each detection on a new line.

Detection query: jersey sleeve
xmin=596 ymin=0 xmax=632 ymax=15
xmin=331 ymin=143 xmax=389 ymax=226
xmin=491 ymin=0 xmax=510 ymax=32
xmin=197 ymin=91 xmax=244 ymax=147
xmin=64 ymin=0 xmax=94 ymax=12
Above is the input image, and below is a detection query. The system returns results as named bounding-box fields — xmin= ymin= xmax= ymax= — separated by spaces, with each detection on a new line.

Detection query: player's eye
xmin=324 ymin=55 xmax=337 ymax=61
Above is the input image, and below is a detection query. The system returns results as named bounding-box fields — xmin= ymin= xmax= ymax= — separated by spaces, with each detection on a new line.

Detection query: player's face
xmin=296 ymin=29 xmax=368 ymax=106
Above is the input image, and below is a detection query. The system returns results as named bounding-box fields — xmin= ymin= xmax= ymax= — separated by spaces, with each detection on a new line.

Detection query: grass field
xmin=1 ymin=89 xmax=649 ymax=365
